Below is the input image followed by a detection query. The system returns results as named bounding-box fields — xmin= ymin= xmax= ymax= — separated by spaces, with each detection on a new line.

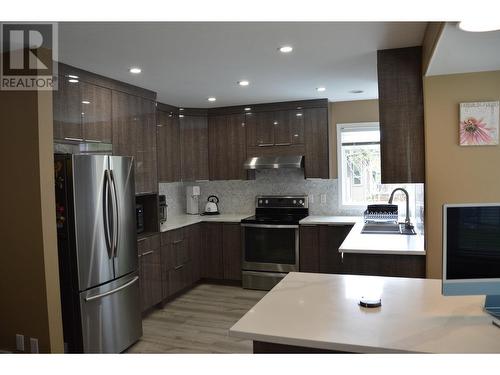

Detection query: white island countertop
xmin=229 ymin=272 xmax=500 ymax=353
xmin=339 ymin=219 xmax=425 ymax=255
xmin=160 ymin=213 xmax=252 ymax=232
xmin=299 ymin=216 xmax=359 ymax=225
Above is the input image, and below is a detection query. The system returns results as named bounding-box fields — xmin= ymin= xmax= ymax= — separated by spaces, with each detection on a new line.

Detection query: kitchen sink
xmin=361 ymin=222 xmax=416 ymax=235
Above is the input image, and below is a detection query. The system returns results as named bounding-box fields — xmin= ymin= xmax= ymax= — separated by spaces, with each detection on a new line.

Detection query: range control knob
xmin=299 ymin=200 xmax=303 ymax=205
xmin=265 ymin=200 xmax=269 ymax=204
xmin=293 ymin=200 xmax=297 ymax=204
xmin=259 ymin=199 xmax=263 ymax=204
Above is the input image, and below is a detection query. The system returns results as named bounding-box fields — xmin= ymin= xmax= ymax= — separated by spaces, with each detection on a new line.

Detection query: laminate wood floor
xmin=126 ymin=283 xmax=267 ymax=354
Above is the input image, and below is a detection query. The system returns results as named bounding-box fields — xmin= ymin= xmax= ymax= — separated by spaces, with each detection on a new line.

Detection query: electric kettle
xmin=203 ymin=195 xmax=220 ymax=215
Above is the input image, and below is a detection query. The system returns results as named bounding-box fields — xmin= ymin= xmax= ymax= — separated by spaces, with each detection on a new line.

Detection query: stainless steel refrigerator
xmin=54 ymin=154 xmax=142 ymax=353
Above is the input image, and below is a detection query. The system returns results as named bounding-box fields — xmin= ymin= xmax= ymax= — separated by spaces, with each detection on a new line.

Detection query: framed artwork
xmin=459 ymin=101 xmax=499 ymax=146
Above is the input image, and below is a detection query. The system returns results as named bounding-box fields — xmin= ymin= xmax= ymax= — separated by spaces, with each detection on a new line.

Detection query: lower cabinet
xmin=299 ymin=224 xmax=425 ymax=278
xmin=201 ymin=222 xmax=242 ymax=281
xmin=137 ymin=234 xmax=162 ymax=312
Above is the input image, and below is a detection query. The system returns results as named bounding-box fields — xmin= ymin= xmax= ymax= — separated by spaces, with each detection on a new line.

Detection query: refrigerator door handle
xmin=110 ymin=169 xmax=120 ymax=258
xmin=84 ymin=276 xmax=139 ymax=302
xmin=103 ymin=170 xmax=113 ymax=258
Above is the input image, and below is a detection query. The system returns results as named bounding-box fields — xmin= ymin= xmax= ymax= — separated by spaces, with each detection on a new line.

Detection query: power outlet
xmin=320 ymin=194 xmax=327 ymax=204
xmin=30 ymin=337 xmax=39 ymax=353
xmin=15 ymin=334 xmax=24 ymax=352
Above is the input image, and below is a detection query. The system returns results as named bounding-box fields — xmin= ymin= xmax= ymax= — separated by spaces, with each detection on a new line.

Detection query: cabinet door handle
xmin=172 ymin=239 xmax=184 ymax=244
xmin=174 ymin=264 xmax=184 ymax=270
xmin=141 ymin=250 xmax=154 ymax=257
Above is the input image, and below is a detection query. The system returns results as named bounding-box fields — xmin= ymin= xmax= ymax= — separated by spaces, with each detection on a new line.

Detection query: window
xmin=337 ymin=122 xmax=417 ymax=213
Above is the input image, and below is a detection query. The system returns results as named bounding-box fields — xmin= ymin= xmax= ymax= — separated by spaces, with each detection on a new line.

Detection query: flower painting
xmin=459 ymin=101 xmax=499 ymax=146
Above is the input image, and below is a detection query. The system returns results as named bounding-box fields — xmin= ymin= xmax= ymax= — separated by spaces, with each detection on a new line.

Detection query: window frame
xmin=336 ymin=122 xmax=380 ymax=210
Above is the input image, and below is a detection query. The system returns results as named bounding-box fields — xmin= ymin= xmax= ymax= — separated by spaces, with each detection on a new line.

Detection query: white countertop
xmin=299 ymin=216 xmax=360 ymax=225
xmin=160 ymin=213 xmax=252 ymax=232
xmin=339 ymin=219 xmax=425 ymax=255
xmin=229 ymin=272 xmax=500 ymax=353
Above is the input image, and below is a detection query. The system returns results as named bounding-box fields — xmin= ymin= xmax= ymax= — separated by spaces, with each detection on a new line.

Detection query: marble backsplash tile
xmin=160 ymin=169 xmax=366 ymax=216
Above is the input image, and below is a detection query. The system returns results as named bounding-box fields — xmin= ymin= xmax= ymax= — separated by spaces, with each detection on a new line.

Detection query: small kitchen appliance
xmin=186 ymin=186 xmax=200 ymax=215
xmin=203 ymin=195 xmax=220 ymax=215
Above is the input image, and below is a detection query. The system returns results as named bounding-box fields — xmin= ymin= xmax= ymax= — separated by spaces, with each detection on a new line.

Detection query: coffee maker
xmin=186 ymin=186 xmax=200 ymax=215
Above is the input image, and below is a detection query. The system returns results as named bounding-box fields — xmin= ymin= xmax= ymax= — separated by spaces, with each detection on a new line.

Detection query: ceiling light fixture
xmin=279 ymin=46 xmax=293 ymax=53
xmin=129 ymin=67 xmax=142 ymax=74
xmin=208 ymin=97 xmax=216 ymax=102
xmin=349 ymin=90 xmax=364 ymax=94
xmin=316 ymin=87 xmax=326 ymax=92
xmin=458 ymin=20 xmax=500 ymax=32
xmin=238 ymin=80 xmax=250 ymax=86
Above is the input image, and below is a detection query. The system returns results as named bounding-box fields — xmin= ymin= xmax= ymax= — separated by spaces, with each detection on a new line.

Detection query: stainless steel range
xmin=241 ymin=195 xmax=309 ymax=290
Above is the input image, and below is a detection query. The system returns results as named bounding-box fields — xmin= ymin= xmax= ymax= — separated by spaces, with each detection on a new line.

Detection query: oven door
xmin=242 ymin=224 xmax=299 ymax=272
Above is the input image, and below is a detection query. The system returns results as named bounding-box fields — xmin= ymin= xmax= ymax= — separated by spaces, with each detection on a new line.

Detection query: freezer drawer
xmin=79 ymin=272 xmax=142 ymax=353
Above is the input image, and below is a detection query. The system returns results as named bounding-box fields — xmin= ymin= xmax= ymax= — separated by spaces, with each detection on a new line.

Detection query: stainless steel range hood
xmin=243 ymin=155 xmax=304 ymax=170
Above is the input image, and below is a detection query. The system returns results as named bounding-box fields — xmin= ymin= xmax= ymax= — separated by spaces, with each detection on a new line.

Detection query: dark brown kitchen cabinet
xmin=318 ymin=225 xmax=353 ymax=274
xmin=160 ymin=227 xmax=191 ymax=298
xmin=112 ymin=91 xmax=157 ymax=194
xmin=53 ymin=78 xmax=112 ymax=143
xmin=304 ymin=107 xmax=329 ymax=179
xmin=137 ymin=234 xmax=162 ymax=312
xmin=180 ymin=115 xmax=209 ymax=181
xmin=208 ymin=114 xmax=247 ymax=181
xmin=186 ymin=223 xmax=202 ymax=283
xmin=246 ymin=110 xmax=304 ymax=147
xmin=247 ymin=111 xmax=275 ymax=147
xmin=222 ymin=223 xmax=242 ymax=281
xmin=200 ymin=222 xmax=224 ymax=279
xmin=80 ymin=82 xmax=112 ymax=143
xmin=53 ymin=77 xmax=82 ymax=140
xmin=377 ymin=46 xmax=425 ymax=183
xmin=341 ymin=253 xmax=425 ymax=278
xmin=157 ymin=109 xmax=181 ymax=182
xmin=299 ymin=224 xmax=352 ymax=274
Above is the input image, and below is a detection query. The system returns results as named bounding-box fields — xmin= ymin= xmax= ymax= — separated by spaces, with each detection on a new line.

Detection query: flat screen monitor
xmin=443 ymin=204 xmax=500 ymax=317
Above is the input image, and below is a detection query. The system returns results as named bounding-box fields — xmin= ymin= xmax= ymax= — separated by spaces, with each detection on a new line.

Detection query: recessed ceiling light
xmin=238 ymin=80 xmax=250 ymax=86
xmin=458 ymin=20 xmax=500 ymax=32
xmin=208 ymin=97 xmax=216 ymax=102
xmin=67 ymin=74 xmax=79 ymax=79
xmin=82 ymin=100 xmax=90 ymax=104
xmin=129 ymin=67 xmax=142 ymax=74
xmin=349 ymin=90 xmax=364 ymax=94
xmin=68 ymin=79 xmax=79 ymax=83
xmin=278 ymin=46 xmax=293 ymax=53
xmin=316 ymin=87 xmax=326 ymax=92
xmin=244 ymin=107 xmax=251 ymax=111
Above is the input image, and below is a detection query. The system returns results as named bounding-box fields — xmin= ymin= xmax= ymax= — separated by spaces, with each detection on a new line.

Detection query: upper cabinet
xmin=208 ymin=113 xmax=247 ymax=181
xmin=157 ymin=106 xmax=181 ymax=183
xmin=377 ymin=46 xmax=425 ymax=183
xmin=81 ymin=82 xmax=112 ymax=143
xmin=112 ymin=91 xmax=157 ymax=194
xmin=180 ymin=114 xmax=209 ymax=181
xmin=246 ymin=109 xmax=305 ymax=147
xmin=303 ymin=107 xmax=329 ymax=179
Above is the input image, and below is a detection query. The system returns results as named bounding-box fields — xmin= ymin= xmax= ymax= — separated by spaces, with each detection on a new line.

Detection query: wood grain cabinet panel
xmin=377 ymin=46 xmax=425 ymax=183
xmin=222 ymin=224 xmax=242 ymax=281
xmin=342 ymin=253 xmax=425 ymax=278
xmin=53 ymin=77 xmax=83 ymax=140
xmin=289 ymin=109 xmax=305 ymax=145
xmin=201 ymin=223 xmax=224 ymax=279
xmin=180 ymin=115 xmax=209 ymax=181
xmin=299 ymin=226 xmax=320 ymax=273
xmin=318 ymin=225 xmax=353 ymax=274
xmin=157 ymin=110 xmax=181 ymax=182
xmin=81 ymin=82 xmax=112 ymax=143
xmin=303 ymin=107 xmax=329 ymax=179
xmin=137 ymin=234 xmax=162 ymax=312
xmin=187 ymin=223 xmax=202 ymax=284
xmin=208 ymin=114 xmax=247 ymax=180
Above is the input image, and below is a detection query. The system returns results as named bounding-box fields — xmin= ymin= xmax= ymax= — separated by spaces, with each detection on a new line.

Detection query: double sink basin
xmin=361 ymin=222 xmax=416 ymax=235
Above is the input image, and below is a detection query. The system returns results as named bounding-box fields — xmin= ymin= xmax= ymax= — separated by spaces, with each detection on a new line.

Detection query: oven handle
xmin=241 ymin=223 xmax=299 ymax=229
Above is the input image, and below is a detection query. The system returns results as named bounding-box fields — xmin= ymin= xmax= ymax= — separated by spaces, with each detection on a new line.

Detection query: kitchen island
xmin=229 ymin=272 xmax=500 ymax=353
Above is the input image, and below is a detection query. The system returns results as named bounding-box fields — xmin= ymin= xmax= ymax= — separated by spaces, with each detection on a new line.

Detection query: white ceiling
xmin=58 ymin=22 xmax=427 ymax=107
xmin=427 ymin=22 xmax=500 ymax=76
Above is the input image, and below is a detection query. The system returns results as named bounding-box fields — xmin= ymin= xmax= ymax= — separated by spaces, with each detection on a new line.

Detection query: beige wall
xmin=424 ymin=70 xmax=500 ymax=278
xmin=0 ymin=87 xmax=63 ymax=353
xmin=328 ymin=99 xmax=379 ymax=178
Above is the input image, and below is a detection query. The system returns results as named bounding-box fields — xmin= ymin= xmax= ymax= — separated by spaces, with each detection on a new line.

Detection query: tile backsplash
xmin=160 ymin=169 xmax=366 ymax=216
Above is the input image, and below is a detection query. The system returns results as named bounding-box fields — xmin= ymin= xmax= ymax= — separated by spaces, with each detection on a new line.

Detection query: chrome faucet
xmin=388 ymin=188 xmax=412 ymax=229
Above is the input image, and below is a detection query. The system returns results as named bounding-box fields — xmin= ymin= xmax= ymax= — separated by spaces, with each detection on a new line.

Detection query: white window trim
xmin=337 ymin=122 xmax=380 ymax=211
